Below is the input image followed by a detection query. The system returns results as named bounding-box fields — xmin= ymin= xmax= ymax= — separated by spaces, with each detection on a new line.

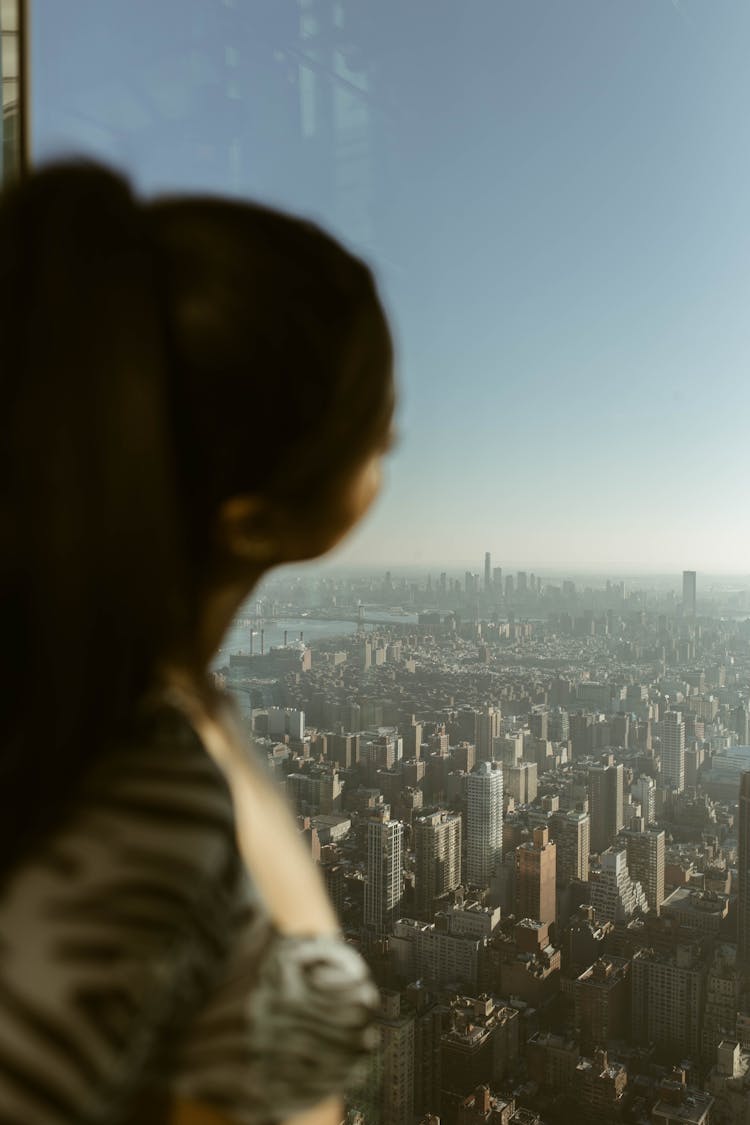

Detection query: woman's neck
xmin=157 ymin=571 xmax=264 ymax=705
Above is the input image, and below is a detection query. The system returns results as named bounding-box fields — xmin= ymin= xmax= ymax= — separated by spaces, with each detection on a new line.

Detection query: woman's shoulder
xmin=166 ymin=888 xmax=380 ymax=1124
xmin=0 ymin=699 xmax=243 ymax=1123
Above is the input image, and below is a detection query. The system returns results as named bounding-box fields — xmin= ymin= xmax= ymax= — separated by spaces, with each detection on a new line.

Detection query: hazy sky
xmin=33 ymin=1 xmax=750 ymax=572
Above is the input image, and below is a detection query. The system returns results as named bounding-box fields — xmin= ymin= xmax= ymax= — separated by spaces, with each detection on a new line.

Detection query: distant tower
xmin=682 ymin=570 xmax=697 ymax=617
xmin=484 ymin=552 xmax=492 ymax=591
xmin=661 ymin=711 xmax=686 ymax=793
xmin=414 ymin=810 xmax=462 ymax=919
xmin=365 ymin=815 xmax=404 ymax=936
xmin=466 ymin=762 xmax=503 ymax=887
xmin=515 ymin=826 xmax=557 ymax=925
xmin=738 ymin=772 xmax=750 ymax=967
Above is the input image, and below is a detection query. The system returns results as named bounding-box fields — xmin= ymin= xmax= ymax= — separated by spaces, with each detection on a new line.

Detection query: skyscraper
xmin=550 ymin=807 xmax=590 ymax=884
xmin=477 ymin=705 xmax=502 ymax=763
xmin=738 ymin=772 xmax=750 ymax=966
xmin=682 ymin=570 xmax=697 ymax=617
xmin=661 ymin=711 xmax=685 ymax=793
xmin=589 ymin=759 xmax=624 ymax=853
xmin=515 ymin=826 xmax=556 ymax=925
xmin=371 ymin=992 xmax=415 ymax=1125
xmin=484 ymin=552 xmax=492 ymax=591
xmin=466 ymin=761 xmax=503 ymax=887
xmin=365 ymin=814 xmax=404 ymax=936
xmin=631 ymin=945 xmax=704 ymax=1060
xmin=631 ymin=775 xmax=656 ymax=825
xmin=414 ymin=809 xmax=462 ymax=919
xmin=620 ymin=822 xmax=665 ymax=914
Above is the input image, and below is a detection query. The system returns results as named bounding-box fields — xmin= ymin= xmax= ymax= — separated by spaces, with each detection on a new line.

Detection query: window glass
xmin=30 ymin=1 xmax=750 ymax=574
xmin=1 ymin=0 xmax=21 ymax=182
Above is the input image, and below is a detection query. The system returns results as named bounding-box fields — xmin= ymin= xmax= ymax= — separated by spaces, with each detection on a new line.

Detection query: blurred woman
xmin=0 ymin=160 xmax=395 ymax=1124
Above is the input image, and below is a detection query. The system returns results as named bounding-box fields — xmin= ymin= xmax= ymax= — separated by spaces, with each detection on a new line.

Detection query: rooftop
xmin=652 ymin=1091 xmax=713 ymax=1123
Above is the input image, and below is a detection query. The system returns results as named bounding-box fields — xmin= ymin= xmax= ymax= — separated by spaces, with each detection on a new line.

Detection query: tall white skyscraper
xmin=662 ymin=711 xmax=685 ymax=793
xmin=365 ymin=815 xmax=404 ymax=935
xmin=466 ymin=761 xmax=503 ymax=887
xmin=632 ymin=775 xmax=656 ymax=825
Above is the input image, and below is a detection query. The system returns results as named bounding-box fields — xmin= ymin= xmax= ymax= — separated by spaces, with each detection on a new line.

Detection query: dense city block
xmin=218 ymin=565 xmax=750 ymax=1125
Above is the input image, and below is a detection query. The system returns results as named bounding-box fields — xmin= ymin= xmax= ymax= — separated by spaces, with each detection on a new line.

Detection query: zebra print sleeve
xmin=163 ymin=868 xmax=381 ymax=1124
xmin=0 ymin=709 xmax=242 ymax=1125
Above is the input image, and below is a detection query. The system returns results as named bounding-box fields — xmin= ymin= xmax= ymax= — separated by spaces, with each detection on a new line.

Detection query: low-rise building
xmin=573 ymin=1048 xmax=627 ymax=1117
xmin=661 ymin=887 xmax=729 ymax=937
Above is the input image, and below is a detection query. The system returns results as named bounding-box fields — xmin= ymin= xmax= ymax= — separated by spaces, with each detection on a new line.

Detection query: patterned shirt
xmin=0 ymin=703 xmax=378 ymax=1124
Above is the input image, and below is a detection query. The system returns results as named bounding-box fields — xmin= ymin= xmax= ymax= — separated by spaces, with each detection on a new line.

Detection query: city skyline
xmin=281 ymin=558 xmax=750 ymax=590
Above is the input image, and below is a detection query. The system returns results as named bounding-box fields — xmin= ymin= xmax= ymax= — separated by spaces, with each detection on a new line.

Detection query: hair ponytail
xmin=0 ymin=161 xmax=189 ymax=875
xmin=0 ymin=158 xmax=395 ymax=879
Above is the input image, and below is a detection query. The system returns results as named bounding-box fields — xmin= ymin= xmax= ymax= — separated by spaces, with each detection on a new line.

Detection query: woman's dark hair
xmin=0 ymin=159 xmax=394 ymax=873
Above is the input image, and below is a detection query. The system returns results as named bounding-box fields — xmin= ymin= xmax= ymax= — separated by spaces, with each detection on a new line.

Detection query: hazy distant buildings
xmin=466 ymin=762 xmax=503 ymax=887
xmin=683 ymin=570 xmax=697 ymax=617
xmin=738 ymin=772 xmax=750 ymax=966
xmin=484 ymin=552 xmax=492 ymax=592
xmin=662 ymin=711 xmax=686 ymax=793
xmin=414 ymin=809 xmax=462 ymax=919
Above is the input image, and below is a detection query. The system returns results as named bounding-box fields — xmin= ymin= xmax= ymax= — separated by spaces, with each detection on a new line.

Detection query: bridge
xmin=234 ymin=610 xmax=416 ymax=629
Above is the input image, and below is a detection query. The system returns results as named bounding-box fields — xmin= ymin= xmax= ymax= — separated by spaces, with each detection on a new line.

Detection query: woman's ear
xmin=215 ymin=496 xmax=279 ymax=562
